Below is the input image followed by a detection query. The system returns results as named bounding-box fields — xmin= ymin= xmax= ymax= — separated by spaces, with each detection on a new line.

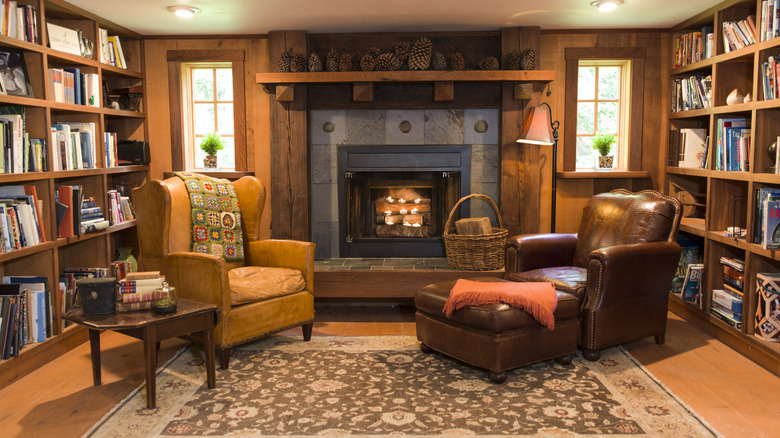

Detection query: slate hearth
xmin=315 ymin=257 xmax=454 ymax=271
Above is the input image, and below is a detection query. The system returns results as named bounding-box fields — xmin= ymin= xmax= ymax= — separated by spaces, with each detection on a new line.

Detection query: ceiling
xmin=65 ymin=0 xmax=720 ymax=36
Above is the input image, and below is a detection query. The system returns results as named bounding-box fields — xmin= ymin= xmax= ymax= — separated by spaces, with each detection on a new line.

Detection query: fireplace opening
xmin=338 ymin=145 xmax=470 ymax=257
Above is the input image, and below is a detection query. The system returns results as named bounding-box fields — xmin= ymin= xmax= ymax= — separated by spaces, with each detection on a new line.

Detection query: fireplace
xmin=338 ymin=145 xmax=470 ymax=257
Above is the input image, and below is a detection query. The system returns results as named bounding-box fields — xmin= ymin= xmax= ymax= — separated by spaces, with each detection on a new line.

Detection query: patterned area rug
xmin=85 ymin=336 xmax=720 ymax=437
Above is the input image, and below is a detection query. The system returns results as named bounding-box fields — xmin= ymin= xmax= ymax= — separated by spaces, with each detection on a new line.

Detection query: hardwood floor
xmin=0 ymin=306 xmax=777 ymax=437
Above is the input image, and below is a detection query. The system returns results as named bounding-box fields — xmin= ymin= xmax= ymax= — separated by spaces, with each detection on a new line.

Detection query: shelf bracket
xmin=352 ymin=82 xmax=374 ymax=102
xmin=434 ymin=81 xmax=455 ymax=102
xmin=275 ymin=85 xmax=295 ymax=102
xmin=514 ymin=82 xmax=533 ymax=100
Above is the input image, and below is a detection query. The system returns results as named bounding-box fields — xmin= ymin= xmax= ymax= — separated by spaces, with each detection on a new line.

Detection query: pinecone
xmin=408 ymin=37 xmax=433 ymax=70
xmin=521 ymin=49 xmax=536 ymax=70
xmin=308 ymin=52 xmax=323 ymax=72
xmin=449 ymin=52 xmax=465 ymax=70
xmin=505 ymin=50 xmax=522 ymax=70
xmin=326 ymin=48 xmax=339 ymax=72
xmin=339 ymin=53 xmax=354 ymax=72
xmin=375 ymin=52 xmax=401 ymax=71
xmin=431 ymin=51 xmax=447 ymax=71
xmin=366 ymin=47 xmax=380 ymax=58
xmin=278 ymin=49 xmax=293 ymax=72
xmin=360 ymin=54 xmax=376 ymax=71
xmin=290 ymin=53 xmax=306 ymax=72
xmin=394 ymin=41 xmax=410 ymax=63
xmin=479 ymin=56 xmax=499 ymax=70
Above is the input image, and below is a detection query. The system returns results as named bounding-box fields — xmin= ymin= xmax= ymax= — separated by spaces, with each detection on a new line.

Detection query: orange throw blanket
xmin=442 ymin=279 xmax=558 ymax=329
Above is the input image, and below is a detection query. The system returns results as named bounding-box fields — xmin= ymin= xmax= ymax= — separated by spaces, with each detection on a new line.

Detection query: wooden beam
xmin=434 ymin=81 xmax=455 ymax=101
xmin=352 ymin=82 xmax=374 ymax=102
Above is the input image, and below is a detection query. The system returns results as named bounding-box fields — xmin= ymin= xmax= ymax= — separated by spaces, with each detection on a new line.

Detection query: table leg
xmin=88 ymin=329 xmax=101 ymax=386
xmin=204 ymin=317 xmax=216 ymax=389
xmin=142 ymin=326 xmax=157 ymax=409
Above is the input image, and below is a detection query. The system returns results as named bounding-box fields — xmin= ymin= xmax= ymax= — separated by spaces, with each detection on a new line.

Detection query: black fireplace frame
xmin=337 ymin=145 xmax=470 ymax=258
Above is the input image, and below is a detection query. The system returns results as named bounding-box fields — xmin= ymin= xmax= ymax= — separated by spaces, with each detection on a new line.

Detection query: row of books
xmin=106 ymin=189 xmax=134 ymax=226
xmin=0 ymin=1 xmax=37 ymax=43
xmin=674 ymin=26 xmax=714 ymax=68
xmin=0 ymin=185 xmax=44 ymax=253
xmin=50 ymin=122 xmax=96 ymax=171
xmin=668 ymin=128 xmax=707 ymax=168
xmin=755 ymin=187 xmax=780 ymax=248
xmin=760 ymin=55 xmax=780 ymax=101
xmin=711 ymin=257 xmax=745 ymax=329
xmin=0 ymin=112 xmax=47 ymax=174
xmin=97 ymin=28 xmax=127 ymax=69
xmin=671 ymin=75 xmax=712 ymax=112
xmin=760 ymin=1 xmax=780 ymax=42
xmin=0 ymin=275 xmax=51 ymax=361
xmin=48 ymin=68 xmax=100 ymax=107
xmin=722 ymin=17 xmax=757 ymax=53
xmin=714 ymin=118 xmax=750 ymax=172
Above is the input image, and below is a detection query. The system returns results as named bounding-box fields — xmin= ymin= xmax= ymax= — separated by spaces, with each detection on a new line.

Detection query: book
xmin=710 ymin=305 xmax=742 ymax=329
xmin=712 ymin=289 xmax=743 ymax=315
xmin=681 ymin=264 xmax=704 ymax=303
xmin=115 ymin=300 xmax=155 ymax=312
xmin=121 ymin=289 xmax=169 ymax=304
xmin=125 ymin=271 xmax=161 ymax=281
xmin=764 ymin=197 xmax=780 ymax=249
xmin=678 ymin=128 xmax=707 ymax=168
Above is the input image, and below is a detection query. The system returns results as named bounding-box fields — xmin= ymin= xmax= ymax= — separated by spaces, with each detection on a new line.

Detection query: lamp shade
xmin=516 ymin=106 xmax=554 ymax=145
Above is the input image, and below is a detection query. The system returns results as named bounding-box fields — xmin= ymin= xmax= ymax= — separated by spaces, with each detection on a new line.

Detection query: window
xmin=182 ymin=63 xmax=235 ymax=170
xmin=167 ymin=49 xmax=247 ymax=172
xmin=575 ymin=61 xmax=630 ymax=169
xmin=563 ymin=48 xmax=646 ymax=172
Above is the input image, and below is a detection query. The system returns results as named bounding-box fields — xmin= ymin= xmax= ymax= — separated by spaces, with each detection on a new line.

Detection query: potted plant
xmin=199 ymin=132 xmax=225 ymax=169
xmin=592 ymin=134 xmax=617 ymax=169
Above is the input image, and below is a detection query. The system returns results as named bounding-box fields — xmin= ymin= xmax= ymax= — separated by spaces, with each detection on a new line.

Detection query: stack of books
xmin=80 ymin=197 xmax=109 ymax=234
xmin=712 ymin=257 xmax=745 ymax=329
xmin=116 ymin=272 xmax=167 ymax=312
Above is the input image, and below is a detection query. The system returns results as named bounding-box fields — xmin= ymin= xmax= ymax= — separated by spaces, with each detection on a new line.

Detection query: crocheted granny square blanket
xmin=173 ymin=172 xmax=244 ymax=262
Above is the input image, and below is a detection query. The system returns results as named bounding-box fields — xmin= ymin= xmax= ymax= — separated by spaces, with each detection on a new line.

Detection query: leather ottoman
xmin=415 ymin=277 xmax=580 ymax=383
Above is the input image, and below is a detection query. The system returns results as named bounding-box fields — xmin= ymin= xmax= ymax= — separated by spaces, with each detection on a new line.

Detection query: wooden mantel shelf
xmin=257 ymin=70 xmax=555 ymax=102
xmin=256 ymin=70 xmax=555 ymax=85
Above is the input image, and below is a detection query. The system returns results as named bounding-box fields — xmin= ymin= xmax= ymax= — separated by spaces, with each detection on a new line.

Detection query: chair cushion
xmin=507 ymin=266 xmax=587 ymax=301
xmin=572 ymin=190 xmax=679 ymax=267
xmin=229 ymin=266 xmax=305 ymax=305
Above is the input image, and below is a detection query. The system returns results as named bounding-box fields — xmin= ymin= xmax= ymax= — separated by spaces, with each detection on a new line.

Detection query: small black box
xmin=77 ymin=277 xmax=117 ymax=314
xmin=117 ymin=140 xmax=150 ymax=165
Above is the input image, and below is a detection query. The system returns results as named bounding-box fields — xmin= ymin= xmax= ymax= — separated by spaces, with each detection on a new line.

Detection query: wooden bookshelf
xmin=666 ymin=0 xmax=780 ymax=376
xmin=0 ymin=0 xmax=148 ymax=388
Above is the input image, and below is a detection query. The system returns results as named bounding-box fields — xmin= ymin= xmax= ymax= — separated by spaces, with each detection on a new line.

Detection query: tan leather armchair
xmin=505 ymin=189 xmax=681 ymax=361
xmin=132 ymin=175 xmax=314 ymax=368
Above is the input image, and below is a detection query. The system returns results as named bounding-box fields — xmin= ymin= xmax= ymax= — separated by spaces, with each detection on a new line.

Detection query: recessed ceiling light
xmin=590 ymin=0 xmax=623 ymax=12
xmin=167 ymin=5 xmax=200 ymax=18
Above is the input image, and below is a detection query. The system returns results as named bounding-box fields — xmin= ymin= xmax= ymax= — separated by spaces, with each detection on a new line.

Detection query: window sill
xmin=557 ymin=170 xmax=651 ymax=179
xmin=164 ymin=170 xmax=254 ymax=181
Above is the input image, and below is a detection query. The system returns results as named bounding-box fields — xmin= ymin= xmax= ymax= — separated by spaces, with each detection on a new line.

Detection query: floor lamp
xmin=516 ymin=102 xmax=559 ymax=232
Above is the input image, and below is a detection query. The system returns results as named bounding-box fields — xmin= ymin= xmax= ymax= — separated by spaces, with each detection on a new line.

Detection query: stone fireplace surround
xmin=310 ymin=108 xmax=500 ymax=259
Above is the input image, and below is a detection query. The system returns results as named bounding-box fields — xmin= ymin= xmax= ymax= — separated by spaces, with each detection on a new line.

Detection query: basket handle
xmin=444 ymin=194 xmax=503 ymax=234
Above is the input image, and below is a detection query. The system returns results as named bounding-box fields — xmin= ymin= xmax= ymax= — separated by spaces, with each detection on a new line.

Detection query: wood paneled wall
xmin=143 ymin=37 xmax=273 ymax=239
xmin=142 ymin=30 xmax=669 ymax=240
xmin=540 ymin=30 xmax=670 ymax=232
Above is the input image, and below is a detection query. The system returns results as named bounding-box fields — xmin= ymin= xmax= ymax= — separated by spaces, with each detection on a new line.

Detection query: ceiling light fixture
xmin=590 ymin=0 xmax=623 ymax=12
xmin=167 ymin=5 xmax=200 ymax=18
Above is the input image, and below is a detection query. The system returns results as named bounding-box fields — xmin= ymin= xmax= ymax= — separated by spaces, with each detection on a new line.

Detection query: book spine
xmin=115 ymin=301 xmax=154 ymax=312
xmin=121 ymin=289 xmax=169 ymax=303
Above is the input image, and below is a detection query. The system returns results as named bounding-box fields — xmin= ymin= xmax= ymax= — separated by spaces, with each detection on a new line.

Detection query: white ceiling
xmin=65 ymin=0 xmax=720 ymax=36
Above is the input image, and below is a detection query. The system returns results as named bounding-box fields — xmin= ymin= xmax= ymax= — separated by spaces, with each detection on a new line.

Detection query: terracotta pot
xmin=203 ymin=155 xmax=218 ymax=168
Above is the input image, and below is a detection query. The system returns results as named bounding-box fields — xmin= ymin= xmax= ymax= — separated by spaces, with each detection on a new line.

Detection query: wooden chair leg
xmin=302 ymin=322 xmax=313 ymax=341
xmin=217 ymin=347 xmax=231 ymax=369
xmin=655 ymin=334 xmax=665 ymax=345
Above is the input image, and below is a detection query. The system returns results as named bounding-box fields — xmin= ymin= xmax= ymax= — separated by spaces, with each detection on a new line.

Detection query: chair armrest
xmin=156 ymin=252 xmax=231 ymax=316
xmin=583 ymin=241 xmax=681 ymax=310
xmin=505 ymin=233 xmax=578 ymax=276
xmin=247 ymin=239 xmax=315 ymax=294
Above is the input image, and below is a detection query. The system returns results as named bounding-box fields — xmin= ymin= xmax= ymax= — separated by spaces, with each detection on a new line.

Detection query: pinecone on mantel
xmin=290 ymin=53 xmax=307 ymax=72
xmin=521 ymin=49 xmax=536 ymax=70
xmin=449 ymin=52 xmax=465 ymax=70
xmin=326 ymin=48 xmax=339 ymax=72
xmin=360 ymin=54 xmax=376 ymax=71
xmin=308 ymin=52 xmax=323 ymax=72
xmin=431 ymin=51 xmax=447 ymax=71
xmin=479 ymin=56 xmax=499 ymax=70
xmin=408 ymin=37 xmax=433 ymax=70
xmin=278 ymin=48 xmax=293 ymax=72
xmin=505 ymin=50 xmax=522 ymax=70
xmin=394 ymin=41 xmax=410 ymax=63
xmin=339 ymin=53 xmax=354 ymax=72
xmin=376 ymin=52 xmax=401 ymax=71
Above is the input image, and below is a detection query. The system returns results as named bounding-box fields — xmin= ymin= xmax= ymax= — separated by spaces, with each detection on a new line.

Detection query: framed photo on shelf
xmin=0 ymin=50 xmax=32 ymax=98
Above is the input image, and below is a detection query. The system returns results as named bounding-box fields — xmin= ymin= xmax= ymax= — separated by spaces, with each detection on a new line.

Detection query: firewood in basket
xmin=455 ymin=217 xmax=492 ymax=235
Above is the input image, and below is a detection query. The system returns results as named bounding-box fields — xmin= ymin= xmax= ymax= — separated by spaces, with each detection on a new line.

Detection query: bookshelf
xmin=667 ymin=0 xmax=780 ymax=375
xmin=0 ymin=0 xmax=148 ymax=386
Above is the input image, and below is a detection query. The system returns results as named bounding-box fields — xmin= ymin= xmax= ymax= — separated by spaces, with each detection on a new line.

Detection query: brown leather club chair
xmin=132 ymin=175 xmax=315 ymax=369
xmin=505 ymin=189 xmax=682 ymax=361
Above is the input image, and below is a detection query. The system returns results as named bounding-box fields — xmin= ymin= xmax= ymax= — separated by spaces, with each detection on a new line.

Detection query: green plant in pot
xmin=199 ymin=132 xmax=225 ymax=169
xmin=592 ymin=134 xmax=617 ymax=169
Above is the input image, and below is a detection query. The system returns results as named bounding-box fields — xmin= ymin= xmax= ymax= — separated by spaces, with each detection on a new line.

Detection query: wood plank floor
xmin=0 ymin=306 xmax=777 ymax=438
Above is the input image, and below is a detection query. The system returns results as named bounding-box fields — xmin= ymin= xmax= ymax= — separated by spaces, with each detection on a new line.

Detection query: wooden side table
xmin=63 ymin=298 xmax=218 ymax=409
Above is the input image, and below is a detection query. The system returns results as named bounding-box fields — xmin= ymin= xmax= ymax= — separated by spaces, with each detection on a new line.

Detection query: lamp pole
xmin=540 ymin=102 xmax=559 ymax=233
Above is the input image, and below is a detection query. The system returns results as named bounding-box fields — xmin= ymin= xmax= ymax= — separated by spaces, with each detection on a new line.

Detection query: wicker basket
xmin=443 ymin=194 xmax=507 ymax=270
